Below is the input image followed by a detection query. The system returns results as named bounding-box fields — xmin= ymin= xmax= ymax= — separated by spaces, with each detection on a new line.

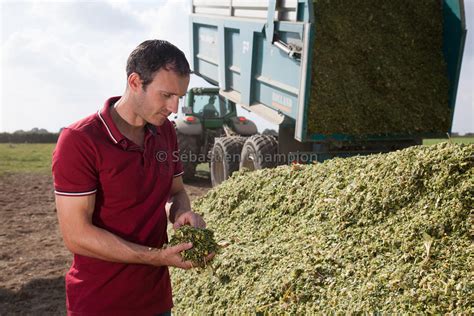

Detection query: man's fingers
xmin=194 ymin=217 xmax=206 ymax=228
xmin=176 ymin=253 xmax=215 ymax=270
xmin=205 ymin=252 xmax=215 ymax=261
xmin=178 ymin=260 xmax=194 ymax=270
xmin=191 ymin=216 xmax=205 ymax=228
xmin=173 ymin=214 xmax=187 ymax=229
xmin=169 ymin=242 xmax=193 ymax=254
xmin=174 ymin=211 xmax=207 ymax=229
xmin=187 ymin=261 xmax=194 ymax=269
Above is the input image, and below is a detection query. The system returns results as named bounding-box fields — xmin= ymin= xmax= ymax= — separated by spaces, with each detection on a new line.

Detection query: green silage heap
xmin=171 ymin=143 xmax=473 ymax=314
xmin=308 ymin=0 xmax=450 ymax=136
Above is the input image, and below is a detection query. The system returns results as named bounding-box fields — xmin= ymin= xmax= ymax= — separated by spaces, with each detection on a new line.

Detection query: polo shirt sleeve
xmin=52 ymin=128 xmax=98 ymax=196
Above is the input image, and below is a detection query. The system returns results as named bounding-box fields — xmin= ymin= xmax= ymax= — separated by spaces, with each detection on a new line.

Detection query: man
xmin=52 ymin=40 xmax=211 ymax=315
xmin=201 ymin=95 xmax=218 ymax=118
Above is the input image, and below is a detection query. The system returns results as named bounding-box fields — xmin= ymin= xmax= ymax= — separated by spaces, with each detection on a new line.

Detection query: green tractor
xmin=174 ymin=87 xmax=258 ymax=185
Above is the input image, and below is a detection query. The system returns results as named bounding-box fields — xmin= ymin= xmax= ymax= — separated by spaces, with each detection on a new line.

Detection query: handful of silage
xmin=168 ymin=225 xmax=219 ymax=266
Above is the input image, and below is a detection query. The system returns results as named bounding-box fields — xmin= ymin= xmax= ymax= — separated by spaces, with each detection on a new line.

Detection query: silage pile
xmin=308 ymin=0 xmax=450 ymax=136
xmin=171 ymin=143 xmax=473 ymax=314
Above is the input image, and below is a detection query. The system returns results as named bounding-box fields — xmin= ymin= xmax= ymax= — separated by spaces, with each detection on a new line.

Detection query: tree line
xmin=0 ymin=128 xmax=472 ymax=144
xmin=0 ymin=128 xmax=60 ymax=143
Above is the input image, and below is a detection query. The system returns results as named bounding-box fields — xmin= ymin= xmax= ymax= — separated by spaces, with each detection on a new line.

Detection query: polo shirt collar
xmin=147 ymin=123 xmax=158 ymax=136
xmin=98 ymin=97 xmax=161 ymax=146
xmin=98 ymin=96 xmax=126 ymax=145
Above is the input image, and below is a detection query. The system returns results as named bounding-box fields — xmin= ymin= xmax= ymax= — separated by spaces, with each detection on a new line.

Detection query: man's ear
xmin=128 ymin=73 xmax=143 ymax=92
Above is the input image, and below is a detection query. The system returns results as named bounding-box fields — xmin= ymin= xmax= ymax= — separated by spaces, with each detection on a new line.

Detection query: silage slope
xmin=172 ymin=143 xmax=473 ymax=314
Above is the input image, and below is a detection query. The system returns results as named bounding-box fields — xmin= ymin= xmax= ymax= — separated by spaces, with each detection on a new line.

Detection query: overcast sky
xmin=0 ymin=0 xmax=473 ymax=134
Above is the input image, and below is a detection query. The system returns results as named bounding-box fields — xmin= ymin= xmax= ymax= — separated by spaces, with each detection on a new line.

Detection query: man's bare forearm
xmin=56 ymin=195 xmax=164 ymax=266
xmin=59 ymin=218 xmax=194 ymax=270
xmin=64 ymin=223 xmax=159 ymax=264
xmin=168 ymin=188 xmax=192 ymax=223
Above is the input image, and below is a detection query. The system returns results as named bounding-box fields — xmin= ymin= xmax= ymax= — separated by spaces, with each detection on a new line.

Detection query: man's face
xmin=134 ymin=68 xmax=190 ymax=126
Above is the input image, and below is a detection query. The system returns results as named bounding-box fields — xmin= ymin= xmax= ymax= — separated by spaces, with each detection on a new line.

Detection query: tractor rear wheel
xmin=177 ymin=132 xmax=199 ymax=182
xmin=210 ymin=136 xmax=246 ymax=187
xmin=240 ymin=135 xmax=278 ymax=171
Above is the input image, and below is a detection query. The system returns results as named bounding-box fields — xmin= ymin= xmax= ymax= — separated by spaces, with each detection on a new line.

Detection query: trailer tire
xmin=177 ymin=132 xmax=199 ymax=182
xmin=240 ymin=135 xmax=278 ymax=171
xmin=210 ymin=136 xmax=246 ymax=187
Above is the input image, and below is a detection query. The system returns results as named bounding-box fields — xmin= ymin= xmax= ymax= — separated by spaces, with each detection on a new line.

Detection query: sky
xmin=0 ymin=0 xmax=473 ymax=134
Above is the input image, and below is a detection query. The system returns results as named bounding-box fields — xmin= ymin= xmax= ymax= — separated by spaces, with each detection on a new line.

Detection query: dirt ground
xmin=0 ymin=172 xmax=211 ymax=315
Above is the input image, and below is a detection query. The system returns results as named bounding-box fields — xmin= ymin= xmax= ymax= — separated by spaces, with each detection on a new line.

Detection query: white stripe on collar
xmin=97 ymin=110 xmax=118 ymax=144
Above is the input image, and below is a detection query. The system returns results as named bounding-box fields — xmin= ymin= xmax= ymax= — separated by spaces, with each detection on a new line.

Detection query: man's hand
xmin=173 ymin=210 xmax=206 ymax=229
xmin=153 ymin=242 xmax=195 ymax=269
xmin=167 ymin=176 xmax=215 ymax=265
xmin=152 ymin=242 xmax=215 ymax=269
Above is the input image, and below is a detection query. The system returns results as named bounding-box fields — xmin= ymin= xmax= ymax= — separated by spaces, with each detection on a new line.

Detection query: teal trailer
xmin=188 ymin=0 xmax=467 ymax=184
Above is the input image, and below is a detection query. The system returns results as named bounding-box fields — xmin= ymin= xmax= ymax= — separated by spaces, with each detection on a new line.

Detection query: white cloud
xmin=0 ymin=0 xmax=148 ymax=132
xmin=0 ymin=0 xmax=201 ymax=132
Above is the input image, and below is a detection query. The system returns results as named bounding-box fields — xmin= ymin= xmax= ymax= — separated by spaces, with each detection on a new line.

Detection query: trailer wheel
xmin=240 ymin=135 xmax=278 ymax=171
xmin=210 ymin=136 xmax=245 ymax=187
xmin=177 ymin=132 xmax=199 ymax=182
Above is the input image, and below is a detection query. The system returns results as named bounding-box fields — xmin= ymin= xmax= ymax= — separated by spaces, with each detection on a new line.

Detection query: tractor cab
xmin=182 ymin=88 xmax=236 ymax=129
xmin=175 ymin=87 xmax=258 ymax=182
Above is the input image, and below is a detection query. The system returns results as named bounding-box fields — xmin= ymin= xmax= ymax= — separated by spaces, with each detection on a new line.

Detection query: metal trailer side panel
xmin=190 ymin=0 xmax=467 ymax=143
xmin=443 ymin=0 xmax=468 ymax=134
xmin=190 ymin=0 xmax=306 ymax=126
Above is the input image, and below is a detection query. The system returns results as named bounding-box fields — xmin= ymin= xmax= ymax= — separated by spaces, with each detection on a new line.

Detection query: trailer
xmin=188 ymin=0 xmax=467 ymax=186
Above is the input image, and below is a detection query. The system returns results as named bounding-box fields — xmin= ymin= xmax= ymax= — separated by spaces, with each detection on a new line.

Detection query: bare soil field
xmin=0 ymin=172 xmax=211 ymax=315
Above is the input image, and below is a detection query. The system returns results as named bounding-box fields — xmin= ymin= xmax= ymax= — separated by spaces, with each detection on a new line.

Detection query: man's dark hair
xmin=126 ymin=40 xmax=191 ymax=90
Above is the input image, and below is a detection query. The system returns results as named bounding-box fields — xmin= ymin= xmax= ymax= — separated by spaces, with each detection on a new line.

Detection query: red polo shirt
xmin=52 ymin=96 xmax=183 ymax=316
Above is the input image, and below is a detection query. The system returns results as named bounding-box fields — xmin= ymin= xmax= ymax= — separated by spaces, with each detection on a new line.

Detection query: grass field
xmin=0 ymin=143 xmax=56 ymax=175
xmin=422 ymin=137 xmax=474 ymax=146
xmin=0 ymin=138 xmax=472 ymax=175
